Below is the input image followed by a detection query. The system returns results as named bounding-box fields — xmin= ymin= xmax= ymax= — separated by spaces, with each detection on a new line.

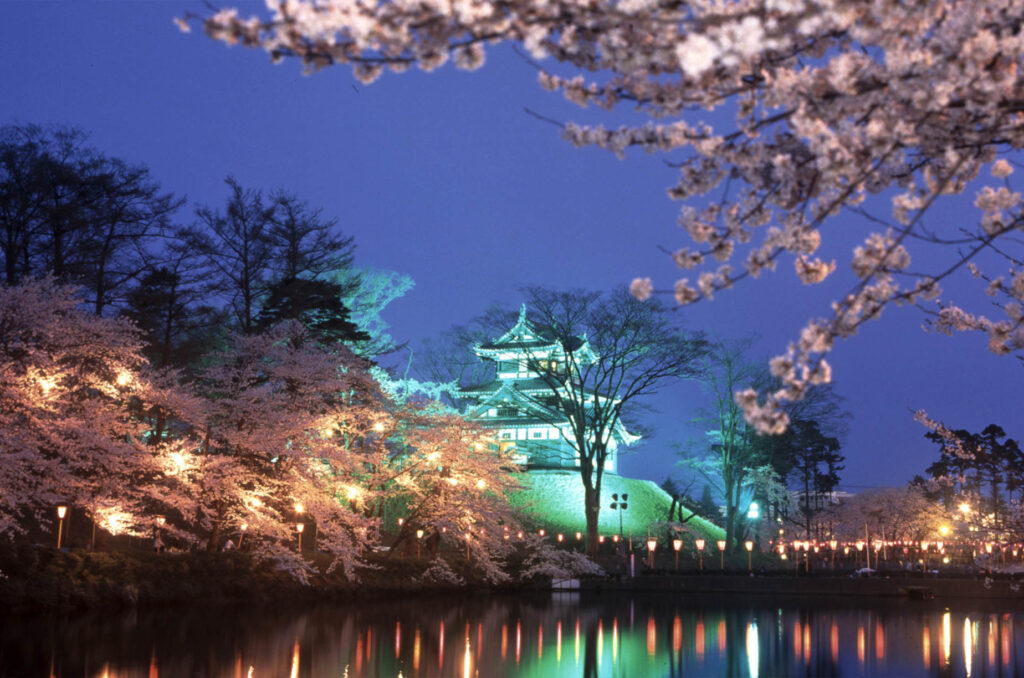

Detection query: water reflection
xmin=6 ymin=593 xmax=1024 ymax=677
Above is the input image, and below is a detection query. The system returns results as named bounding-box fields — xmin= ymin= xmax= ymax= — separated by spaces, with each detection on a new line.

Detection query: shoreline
xmin=5 ymin=544 xmax=1023 ymax=612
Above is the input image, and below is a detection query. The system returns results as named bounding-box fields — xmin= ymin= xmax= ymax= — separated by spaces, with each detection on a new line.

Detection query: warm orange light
xmin=156 ymin=515 xmax=166 ymax=526
xmin=745 ymin=540 xmax=754 ymax=552
xmin=557 ymin=533 xmax=564 ymax=542
xmin=575 ymin=532 xmax=582 ymax=541
xmin=673 ymin=538 xmax=683 ymax=551
xmin=695 ymin=538 xmax=705 ymax=551
xmin=416 ymin=529 xmax=424 ymax=539
xmin=717 ymin=540 xmax=726 ymax=552
xmin=57 ymin=505 xmax=67 ymax=519
xmin=294 ymin=502 xmax=304 ymax=514
xmin=296 ymin=523 xmax=304 ymax=533
xmin=647 ymin=539 xmax=658 ymax=552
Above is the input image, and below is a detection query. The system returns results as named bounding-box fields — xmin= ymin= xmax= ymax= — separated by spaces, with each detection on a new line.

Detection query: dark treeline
xmin=0 ymin=123 xmax=367 ymax=367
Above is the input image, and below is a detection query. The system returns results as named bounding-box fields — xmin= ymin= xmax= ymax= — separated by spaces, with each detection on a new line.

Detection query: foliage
xmin=0 ymin=123 xmax=179 ymax=313
xmin=826 ymin=485 xmax=947 ymax=544
xmin=191 ymin=0 xmax=1024 ymax=433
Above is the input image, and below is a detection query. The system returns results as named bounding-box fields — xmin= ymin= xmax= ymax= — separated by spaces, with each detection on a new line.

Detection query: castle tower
xmin=457 ymin=305 xmax=637 ymax=472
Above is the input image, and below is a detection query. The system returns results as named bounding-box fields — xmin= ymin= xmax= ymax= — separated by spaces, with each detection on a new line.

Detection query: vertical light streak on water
xmin=289 ymin=639 xmax=299 ymax=678
xmin=150 ymin=649 xmax=159 ymax=678
xmin=462 ymin=637 xmax=471 ymax=678
xmin=857 ymin=625 xmax=865 ymax=667
xmin=414 ymin=629 xmax=421 ymax=672
xmin=515 ymin=620 xmax=521 ymax=665
xmin=355 ymin=634 xmax=363 ymax=674
xmin=830 ymin=620 xmax=839 ymax=665
xmin=718 ymin=619 xmax=726 ymax=656
xmin=803 ymin=623 xmax=811 ymax=663
xmin=366 ymin=628 xmax=372 ymax=663
xmin=673 ymin=615 xmax=683 ymax=654
xmin=612 ymin=617 xmax=619 ymax=664
xmin=875 ymin=620 xmax=885 ymax=661
xmin=557 ymin=620 xmax=562 ymax=664
xmin=575 ymin=618 xmax=580 ymax=665
xmin=395 ymin=622 xmax=401 ymax=659
xmin=1002 ymin=615 xmax=1011 ymax=666
xmin=964 ymin=616 xmax=973 ymax=678
xmin=942 ymin=611 xmax=951 ymax=667
xmin=794 ymin=621 xmax=802 ymax=660
xmin=501 ymin=624 xmax=507 ymax=661
xmin=989 ymin=617 xmax=996 ymax=666
xmin=477 ymin=623 xmax=482 ymax=660
xmin=598 ymin=619 xmax=604 ymax=669
xmin=696 ymin=619 xmax=705 ymax=662
xmin=746 ymin=621 xmax=759 ymax=678
xmin=439 ymin=621 xmax=445 ymax=670
xmin=646 ymin=616 xmax=656 ymax=657
xmin=923 ymin=626 xmax=931 ymax=670
xmin=246 ymin=667 xmax=254 ymax=678
xmin=538 ymin=623 xmax=543 ymax=661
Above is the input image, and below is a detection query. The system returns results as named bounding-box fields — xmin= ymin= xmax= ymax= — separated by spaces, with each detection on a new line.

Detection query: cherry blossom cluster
xmin=188 ymin=0 xmax=1024 ymax=431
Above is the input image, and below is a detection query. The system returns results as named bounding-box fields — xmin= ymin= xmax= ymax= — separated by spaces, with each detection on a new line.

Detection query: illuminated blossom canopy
xmin=189 ymin=0 xmax=1024 ymax=432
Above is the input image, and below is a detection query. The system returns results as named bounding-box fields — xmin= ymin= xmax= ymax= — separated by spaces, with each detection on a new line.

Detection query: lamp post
xmin=672 ymin=538 xmax=683 ymax=570
xmin=416 ymin=529 xmax=424 ymax=558
xmin=855 ymin=540 xmax=865 ymax=569
xmin=296 ymin=522 xmax=304 ymax=552
xmin=239 ymin=522 xmax=248 ymax=549
xmin=695 ymin=539 xmax=705 ymax=571
xmin=717 ymin=540 xmax=727 ymax=570
xmin=155 ymin=515 xmax=166 ymax=553
xmin=745 ymin=540 xmax=754 ymax=572
xmin=646 ymin=538 xmax=657 ymax=569
xmin=829 ymin=539 xmax=838 ymax=569
xmin=610 ymin=493 xmax=629 ymax=539
xmin=56 ymin=505 xmax=67 ymax=549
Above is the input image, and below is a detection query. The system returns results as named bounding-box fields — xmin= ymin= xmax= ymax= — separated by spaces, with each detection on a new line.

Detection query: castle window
xmin=497 ymin=407 xmax=518 ymax=417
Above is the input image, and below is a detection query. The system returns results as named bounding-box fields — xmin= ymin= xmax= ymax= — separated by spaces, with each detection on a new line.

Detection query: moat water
xmin=3 ymin=591 xmax=1023 ymax=677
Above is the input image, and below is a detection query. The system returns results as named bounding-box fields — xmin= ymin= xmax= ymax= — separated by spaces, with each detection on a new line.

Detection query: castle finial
xmin=518 ymin=303 xmax=527 ymax=323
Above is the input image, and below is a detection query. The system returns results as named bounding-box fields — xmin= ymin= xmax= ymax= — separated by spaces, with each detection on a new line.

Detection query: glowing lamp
xmin=647 ymin=539 xmax=658 ymax=552
xmin=294 ymin=503 xmax=304 ymax=514
xmin=695 ymin=539 xmax=706 ymax=551
xmin=296 ymin=523 xmax=304 ymax=533
xmin=745 ymin=541 xmax=753 ymax=552
xmin=576 ymin=532 xmax=582 ymax=541
xmin=612 ymin=534 xmax=620 ymax=543
xmin=673 ymin=539 xmax=683 ymax=552
xmin=716 ymin=540 xmax=726 ymax=552
xmin=156 ymin=515 xmax=166 ymax=527
xmin=599 ymin=535 xmax=605 ymax=544
xmin=829 ymin=540 xmax=837 ymax=550
xmin=921 ymin=541 xmax=930 ymax=551
xmin=856 ymin=541 xmax=865 ymax=552
xmin=557 ymin=533 xmax=564 ymax=543
xmin=416 ymin=529 xmax=424 ymax=539
xmin=538 ymin=529 xmax=545 ymax=537
xmin=57 ymin=505 xmax=67 ymax=519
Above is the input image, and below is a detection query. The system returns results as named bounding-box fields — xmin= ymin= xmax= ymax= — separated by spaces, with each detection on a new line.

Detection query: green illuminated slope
xmin=512 ymin=470 xmax=724 ymax=541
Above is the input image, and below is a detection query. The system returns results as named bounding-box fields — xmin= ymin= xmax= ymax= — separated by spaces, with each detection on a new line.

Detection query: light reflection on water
xmin=4 ymin=593 xmax=1024 ymax=677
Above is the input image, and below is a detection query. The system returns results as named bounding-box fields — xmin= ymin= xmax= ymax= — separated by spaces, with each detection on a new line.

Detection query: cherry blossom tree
xmin=0 ymin=278 xmax=172 ymax=541
xmin=188 ymin=0 xmax=1024 ymax=431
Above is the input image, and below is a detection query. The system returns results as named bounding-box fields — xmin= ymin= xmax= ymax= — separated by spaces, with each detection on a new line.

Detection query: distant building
xmin=456 ymin=305 xmax=638 ymax=473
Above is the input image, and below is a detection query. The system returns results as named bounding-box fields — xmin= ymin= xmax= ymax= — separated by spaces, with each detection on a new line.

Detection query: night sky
xmin=2 ymin=1 xmax=1018 ymax=492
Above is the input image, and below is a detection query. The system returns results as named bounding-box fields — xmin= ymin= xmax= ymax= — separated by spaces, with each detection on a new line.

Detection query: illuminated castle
xmin=457 ymin=306 xmax=638 ymax=473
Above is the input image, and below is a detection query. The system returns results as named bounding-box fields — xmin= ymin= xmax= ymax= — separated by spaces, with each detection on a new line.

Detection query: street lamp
xmin=646 ymin=538 xmax=657 ymax=569
xmin=296 ymin=522 xmax=304 ymax=552
xmin=610 ymin=493 xmax=629 ymax=539
xmin=155 ymin=515 xmax=166 ymax=553
xmin=239 ymin=522 xmax=248 ymax=549
xmin=672 ymin=538 xmax=683 ymax=570
xmin=416 ymin=529 xmax=424 ymax=558
xmin=695 ymin=539 xmax=706 ymax=571
xmin=717 ymin=540 xmax=727 ymax=570
xmin=56 ymin=505 xmax=67 ymax=549
xmin=745 ymin=540 xmax=754 ymax=572
xmin=829 ymin=539 xmax=838 ymax=569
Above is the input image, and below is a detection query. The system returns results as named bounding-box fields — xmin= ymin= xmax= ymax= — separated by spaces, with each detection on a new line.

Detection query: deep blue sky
xmin=2 ymin=1 xmax=1018 ymax=492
